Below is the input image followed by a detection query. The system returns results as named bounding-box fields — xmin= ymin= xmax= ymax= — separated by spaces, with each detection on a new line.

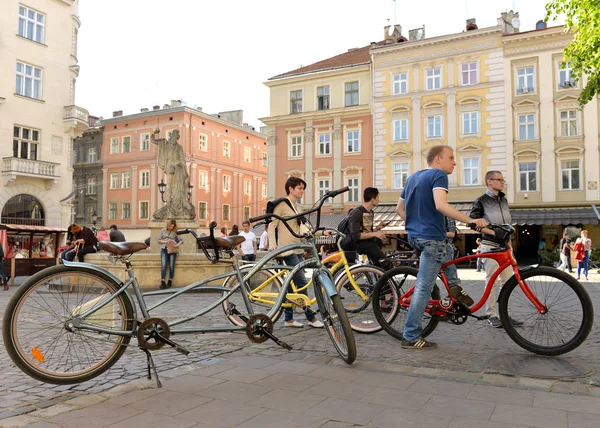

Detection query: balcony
xmin=63 ymin=105 xmax=89 ymax=137
xmin=2 ymin=157 xmax=60 ymax=188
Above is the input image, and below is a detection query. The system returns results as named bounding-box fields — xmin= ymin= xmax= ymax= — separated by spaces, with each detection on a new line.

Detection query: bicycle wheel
xmin=372 ymin=266 xmax=440 ymax=341
xmin=335 ymin=265 xmax=393 ymax=334
xmin=222 ymin=265 xmax=283 ymax=327
xmin=2 ymin=265 xmax=134 ymax=385
xmin=498 ymin=266 xmax=594 ymax=356
xmin=314 ymin=269 xmax=356 ymax=364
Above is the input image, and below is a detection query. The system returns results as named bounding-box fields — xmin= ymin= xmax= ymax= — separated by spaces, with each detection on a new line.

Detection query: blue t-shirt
xmin=400 ymin=168 xmax=448 ymax=241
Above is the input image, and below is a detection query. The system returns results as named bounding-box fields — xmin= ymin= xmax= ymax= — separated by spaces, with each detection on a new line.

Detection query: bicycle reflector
xmin=31 ymin=347 xmax=45 ymax=363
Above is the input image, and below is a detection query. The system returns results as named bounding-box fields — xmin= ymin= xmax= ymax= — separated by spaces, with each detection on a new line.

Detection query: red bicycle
xmin=372 ymin=224 xmax=594 ymax=356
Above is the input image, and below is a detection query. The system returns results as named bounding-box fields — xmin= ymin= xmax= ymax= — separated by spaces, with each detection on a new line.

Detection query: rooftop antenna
xmin=393 ymin=0 xmax=397 ymax=25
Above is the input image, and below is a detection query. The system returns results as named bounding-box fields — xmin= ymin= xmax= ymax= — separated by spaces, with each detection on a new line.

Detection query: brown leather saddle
xmin=199 ymin=235 xmax=245 ymax=250
xmin=99 ymin=242 xmax=148 ymax=256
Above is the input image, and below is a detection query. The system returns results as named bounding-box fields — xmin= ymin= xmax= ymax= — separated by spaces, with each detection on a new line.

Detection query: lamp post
xmin=158 ymin=179 xmax=166 ymax=203
xmin=91 ymin=209 xmax=98 ymax=226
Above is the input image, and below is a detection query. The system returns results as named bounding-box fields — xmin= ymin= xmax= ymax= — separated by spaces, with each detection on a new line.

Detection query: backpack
xmin=264 ymin=197 xmax=299 ymax=243
xmin=338 ymin=209 xmax=356 ymax=251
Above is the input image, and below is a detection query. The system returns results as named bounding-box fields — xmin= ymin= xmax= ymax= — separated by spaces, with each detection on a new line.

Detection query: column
xmin=538 ymin=52 xmax=555 ymax=203
xmin=215 ymin=168 xmax=222 ymax=222
xmin=233 ymin=172 xmax=240 ymax=224
xmin=333 ymin=118 xmax=342 ymax=191
xmin=446 ymin=90 xmax=457 ymax=186
xmin=101 ymin=168 xmax=108 ymax=222
xmin=130 ymin=166 xmax=138 ymax=225
xmin=411 ymin=96 xmax=422 ymax=172
xmin=150 ymin=164 xmax=157 ymax=216
xmin=304 ymin=121 xmax=314 ymax=206
xmin=447 ymin=58 xmax=455 ymax=88
xmin=267 ymin=131 xmax=276 ymax=200
xmin=583 ymin=91 xmax=600 ymax=201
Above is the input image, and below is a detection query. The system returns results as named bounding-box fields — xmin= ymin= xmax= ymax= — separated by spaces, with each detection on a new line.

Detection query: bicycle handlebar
xmin=175 ymin=221 xmax=220 ymax=263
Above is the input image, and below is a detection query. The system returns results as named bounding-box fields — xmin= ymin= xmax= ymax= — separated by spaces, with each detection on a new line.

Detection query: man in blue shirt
xmin=397 ymin=145 xmax=487 ymax=349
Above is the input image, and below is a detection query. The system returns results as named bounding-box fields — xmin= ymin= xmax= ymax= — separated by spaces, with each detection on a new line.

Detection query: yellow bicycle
xmin=222 ymin=240 xmax=394 ymax=333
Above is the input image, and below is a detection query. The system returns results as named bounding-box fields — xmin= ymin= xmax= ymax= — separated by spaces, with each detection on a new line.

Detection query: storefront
xmin=0 ymin=224 xmax=67 ymax=285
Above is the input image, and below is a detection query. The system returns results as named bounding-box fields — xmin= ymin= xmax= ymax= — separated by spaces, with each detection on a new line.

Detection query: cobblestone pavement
xmin=0 ymin=269 xmax=599 ymax=420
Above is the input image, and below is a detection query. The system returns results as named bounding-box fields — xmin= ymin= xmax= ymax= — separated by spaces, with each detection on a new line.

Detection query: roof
xmin=0 ymin=224 xmax=67 ymax=233
xmin=269 ymin=45 xmax=371 ymax=80
xmin=374 ymin=203 xmax=474 ymax=232
xmin=511 ymin=206 xmax=600 ymax=226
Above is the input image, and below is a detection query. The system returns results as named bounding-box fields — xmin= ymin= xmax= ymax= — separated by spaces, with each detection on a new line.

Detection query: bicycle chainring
xmin=449 ymin=313 xmax=468 ymax=325
xmin=245 ymin=314 xmax=273 ymax=343
xmin=137 ymin=317 xmax=170 ymax=350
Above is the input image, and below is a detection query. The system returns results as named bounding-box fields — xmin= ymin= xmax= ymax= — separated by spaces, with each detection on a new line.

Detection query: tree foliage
xmin=545 ymin=0 xmax=600 ymax=108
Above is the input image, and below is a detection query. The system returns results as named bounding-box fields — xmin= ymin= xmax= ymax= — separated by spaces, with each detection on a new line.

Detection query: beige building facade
xmin=0 ymin=0 xmax=88 ymax=228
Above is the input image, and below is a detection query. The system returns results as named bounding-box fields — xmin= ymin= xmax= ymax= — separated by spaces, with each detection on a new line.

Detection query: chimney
xmin=498 ymin=10 xmax=520 ymax=34
xmin=171 ymin=99 xmax=182 ymax=107
xmin=163 ymin=104 xmax=171 ymax=109
xmin=409 ymin=26 xmax=425 ymax=41
xmin=140 ymin=108 xmax=149 ymax=113
xmin=466 ymin=18 xmax=478 ymax=31
xmin=112 ymin=110 xmax=123 ymax=118
xmin=153 ymin=105 xmax=160 ymax=110
xmin=383 ymin=25 xmax=391 ymax=41
xmin=384 ymin=24 xmax=406 ymax=43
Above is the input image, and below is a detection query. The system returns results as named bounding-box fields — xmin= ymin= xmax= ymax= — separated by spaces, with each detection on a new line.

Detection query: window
xmin=346 ymin=130 xmax=360 ymax=153
xmin=108 ymin=203 xmax=117 ymax=220
xmin=199 ymin=133 xmax=207 ymax=151
xmin=110 ymin=173 xmax=118 ymax=189
xmin=244 ymin=146 xmax=251 ymax=163
xmin=18 ymin=6 xmax=45 ymax=43
xmin=462 ymin=112 xmax=478 ymax=135
xmin=518 ymin=114 xmax=536 ymax=140
xmin=347 ymin=177 xmax=360 ymax=202
xmin=318 ymin=133 xmax=331 ymax=156
xmin=244 ymin=179 xmax=251 ymax=195
xmin=519 ymin=163 xmax=537 ymax=192
xmin=222 ymin=140 xmax=230 ymax=157
xmin=86 ymin=177 xmax=96 ymax=195
xmin=244 ymin=206 xmax=250 ymax=222
xmin=461 ymin=62 xmax=478 ymax=85
xmin=262 ymin=183 xmax=267 ymax=198
xmin=140 ymin=170 xmax=149 ymax=188
xmin=462 ymin=158 xmax=480 ymax=185
xmin=121 ymin=202 xmax=131 ymax=219
xmin=317 ymin=86 xmax=330 ymax=110
xmin=558 ymin=62 xmax=576 ymax=89
xmin=122 ymin=171 xmax=130 ymax=189
xmin=262 ymin=152 xmax=268 ymax=167
xmin=140 ymin=133 xmax=150 ymax=151
xmin=139 ymin=201 xmax=149 ymax=219
xmin=345 ymin=81 xmax=359 ymax=106
xmin=427 ymin=116 xmax=442 ymax=138
xmin=318 ymin=179 xmax=330 ymax=200
xmin=290 ymin=90 xmax=302 ymax=113
xmin=16 ymin=61 xmax=42 ymax=99
xmin=561 ymin=160 xmax=581 ymax=190
xmin=393 ymin=119 xmax=408 ymax=141
xmin=290 ymin=135 xmax=303 ymax=158
xmin=393 ymin=72 xmax=408 ymax=95
xmin=222 ymin=175 xmax=230 ymax=191
xmin=12 ymin=126 xmax=39 ymax=159
xmin=88 ymin=147 xmax=97 ymax=163
xmin=198 ymin=202 xmax=207 ymax=220
xmin=517 ymin=67 xmax=535 ymax=93
xmin=393 ymin=163 xmax=409 ymax=189
xmin=426 ymin=68 xmax=442 ymax=90
xmin=110 ymin=138 xmax=119 ymax=154
xmin=122 ymin=136 xmax=131 ymax=153
xmin=198 ymin=170 xmax=207 ymax=188
xmin=222 ymin=204 xmax=230 ymax=221
xmin=560 ymin=110 xmax=578 ymax=136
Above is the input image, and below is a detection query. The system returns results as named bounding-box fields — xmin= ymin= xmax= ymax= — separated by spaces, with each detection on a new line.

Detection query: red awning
xmin=0 ymin=224 xmax=67 ymax=233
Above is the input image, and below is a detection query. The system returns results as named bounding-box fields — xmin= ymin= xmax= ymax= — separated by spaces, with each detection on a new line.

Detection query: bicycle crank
xmin=137 ymin=317 xmax=170 ymax=350
xmin=244 ymin=314 xmax=293 ymax=351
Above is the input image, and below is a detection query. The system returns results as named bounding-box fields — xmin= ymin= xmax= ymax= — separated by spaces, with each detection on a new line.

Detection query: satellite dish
xmin=388 ymin=26 xmax=395 ymax=36
xmin=415 ymin=29 xmax=423 ymax=40
xmin=512 ymin=17 xmax=521 ymax=29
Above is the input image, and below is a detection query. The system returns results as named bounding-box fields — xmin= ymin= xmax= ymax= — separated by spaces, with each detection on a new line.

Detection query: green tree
xmin=545 ymin=0 xmax=600 ymax=108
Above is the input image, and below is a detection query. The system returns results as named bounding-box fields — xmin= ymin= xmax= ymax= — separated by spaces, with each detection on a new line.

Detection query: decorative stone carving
xmin=151 ymin=129 xmax=195 ymax=220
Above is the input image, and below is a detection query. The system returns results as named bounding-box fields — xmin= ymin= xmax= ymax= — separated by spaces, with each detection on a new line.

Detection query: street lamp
xmin=158 ymin=179 xmax=166 ymax=203
xmin=91 ymin=209 xmax=98 ymax=226
xmin=187 ymin=184 xmax=193 ymax=202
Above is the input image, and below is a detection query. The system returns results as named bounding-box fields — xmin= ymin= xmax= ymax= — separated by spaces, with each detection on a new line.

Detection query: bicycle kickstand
xmin=140 ymin=348 xmax=162 ymax=388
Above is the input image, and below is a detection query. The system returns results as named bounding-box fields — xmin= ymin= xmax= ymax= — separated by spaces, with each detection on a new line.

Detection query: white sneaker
xmin=309 ymin=319 xmax=324 ymax=328
xmin=284 ymin=320 xmax=304 ymax=328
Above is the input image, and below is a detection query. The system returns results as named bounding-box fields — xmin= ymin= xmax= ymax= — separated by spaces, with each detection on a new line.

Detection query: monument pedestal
xmin=148 ymin=220 xmax=200 ymax=254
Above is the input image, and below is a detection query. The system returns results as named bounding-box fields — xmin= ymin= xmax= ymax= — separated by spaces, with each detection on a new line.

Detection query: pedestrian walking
xmin=237 ymin=221 xmax=257 ymax=262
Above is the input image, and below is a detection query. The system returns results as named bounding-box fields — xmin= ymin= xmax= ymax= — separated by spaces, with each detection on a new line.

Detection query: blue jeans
xmin=160 ymin=248 xmax=177 ymax=281
xmin=444 ymin=242 xmax=460 ymax=288
xmin=281 ymin=253 xmax=315 ymax=322
xmin=577 ymin=251 xmax=589 ymax=278
xmin=0 ymin=260 xmax=8 ymax=285
xmin=404 ymin=237 xmax=446 ymax=343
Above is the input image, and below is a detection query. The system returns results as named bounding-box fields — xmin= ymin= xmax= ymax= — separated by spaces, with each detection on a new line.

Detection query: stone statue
xmin=151 ymin=129 xmax=195 ymax=220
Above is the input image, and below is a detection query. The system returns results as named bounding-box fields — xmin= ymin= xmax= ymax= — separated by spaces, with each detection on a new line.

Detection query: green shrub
xmin=538 ymin=249 xmax=559 ymax=266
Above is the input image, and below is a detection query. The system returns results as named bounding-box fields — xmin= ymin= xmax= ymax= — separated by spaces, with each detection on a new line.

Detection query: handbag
xmin=167 ymin=239 xmax=179 ymax=254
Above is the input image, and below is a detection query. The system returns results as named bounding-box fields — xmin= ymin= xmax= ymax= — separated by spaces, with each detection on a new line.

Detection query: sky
xmin=77 ymin=0 xmax=563 ymax=130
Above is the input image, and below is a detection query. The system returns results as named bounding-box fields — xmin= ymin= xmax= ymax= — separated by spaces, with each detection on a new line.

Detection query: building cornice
xmin=100 ymin=106 xmax=266 ymax=139
xmin=375 ymin=80 xmax=503 ymax=102
xmin=264 ymin=63 xmax=371 ymax=87
xmin=503 ymin=26 xmax=571 ymax=56
xmin=260 ymin=105 xmax=370 ymax=126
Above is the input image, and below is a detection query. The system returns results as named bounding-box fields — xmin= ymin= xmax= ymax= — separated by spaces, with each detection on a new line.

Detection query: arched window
xmin=1 ymin=194 xmax=45 ymax=226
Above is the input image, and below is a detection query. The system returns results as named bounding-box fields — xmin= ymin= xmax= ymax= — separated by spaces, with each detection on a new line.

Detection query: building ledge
xmin=63 ymin=105 xmax=89 ymax=137
xmin=2 ymin=157 xmax=60 ymax=188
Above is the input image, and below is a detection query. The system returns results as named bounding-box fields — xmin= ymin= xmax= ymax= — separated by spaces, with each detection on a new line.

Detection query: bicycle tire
xmin=222 ymin=265 xmax=283 ymax=327
xmin=3 ymin=265 xmax=134 ymax=384
xmin=498 ymin=266 xmax=594 ymax=356
xmin=314 ymin=269 xmax=356 ymax=364
xmin=334 ymin=265 xmax=392 ymax=334
xmin=372 ymin=266 xmax=440 ymax=341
